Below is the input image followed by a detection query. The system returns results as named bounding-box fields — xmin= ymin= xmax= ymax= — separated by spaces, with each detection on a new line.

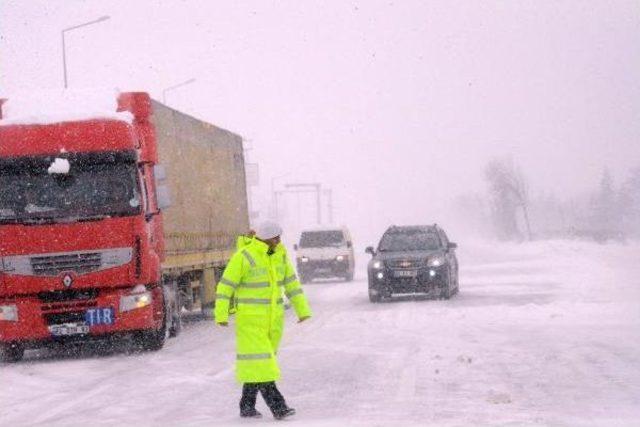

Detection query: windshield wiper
xmin=76 ymin=214 xmax=112 ymax=222
xmin=20 ymin=217 xmax=59 ymax=225
xmin=0 ymin=218 xmax=21 ymax=225
xmin=8 ymin=214 xmax=112 ymax=225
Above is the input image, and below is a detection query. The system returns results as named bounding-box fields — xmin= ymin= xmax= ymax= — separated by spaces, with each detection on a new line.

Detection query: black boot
xmin=240 ymin=408 xmax=263 ymax=418
xmin=259 ymin=382 xmax=296 ymax=420
xmin=240 ymin=383 xmax=262 ymax=418
xmin=273 ymin=407 xmax=296 ymax=420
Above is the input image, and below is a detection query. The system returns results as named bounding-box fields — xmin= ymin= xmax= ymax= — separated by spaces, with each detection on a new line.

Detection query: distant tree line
xmin=452 ymin=159 xmax=640 ymax=242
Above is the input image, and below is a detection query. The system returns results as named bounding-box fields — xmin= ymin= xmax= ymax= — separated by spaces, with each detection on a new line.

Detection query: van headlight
xmin=336 ymin=255 xmax=346 ymax=262
xmin=372 ymin=261 xmax=383 ymax=269
xmin=120 ymin=287 xmax=152 ymax=312
xmin=0 ymin=304 xmax=18 ymax=322
xmin=300 ymin=257 xmax=309 ymax=263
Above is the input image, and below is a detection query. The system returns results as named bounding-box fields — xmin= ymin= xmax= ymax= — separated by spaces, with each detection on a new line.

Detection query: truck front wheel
xmin=0 ymin=342 xmax=25 ymax=363
xmin=140 ymin=302 xmax=167 ymax=351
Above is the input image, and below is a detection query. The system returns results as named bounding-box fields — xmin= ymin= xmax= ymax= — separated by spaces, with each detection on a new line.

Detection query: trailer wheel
xmin=168 ymin=309 xmax=182 ymax=338
xmin=168 ymin=278 xmax=182 ymax=338
xmin=0 ymin=342 xmax=25 ymax=363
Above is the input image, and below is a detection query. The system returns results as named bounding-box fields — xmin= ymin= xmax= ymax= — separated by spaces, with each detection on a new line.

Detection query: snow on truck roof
xmin=0 ymin=88 xmax=134 ymax=126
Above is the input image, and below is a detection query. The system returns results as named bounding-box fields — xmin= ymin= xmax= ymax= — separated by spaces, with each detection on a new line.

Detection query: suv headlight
xmin=120 ymin=286 xmax=152 ymax=312
xmin=427 ymin=255 xmax=446 ymax=267
xmin=0 ymin=304 xmax=18 ymax=322
xmin=299 ymin=256 xmax=309 ymax=263
xmin=372 ymin=261 xmax=383 ymax=269
xmin=336 ymin=255 xmax=346 ymax=262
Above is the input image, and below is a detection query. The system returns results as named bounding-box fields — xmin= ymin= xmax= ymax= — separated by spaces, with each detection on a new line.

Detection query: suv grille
xmin=387 ymin=259 xmax=423 ymax=269
xmin=31 ymin=252 xmax=102 ymax=276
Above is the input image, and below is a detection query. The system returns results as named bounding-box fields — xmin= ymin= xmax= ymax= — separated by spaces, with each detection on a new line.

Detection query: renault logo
xmin=62 ymin=274 xmax=73 ymax=288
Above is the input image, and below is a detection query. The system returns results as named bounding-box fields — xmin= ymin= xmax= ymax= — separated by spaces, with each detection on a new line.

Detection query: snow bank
xmin=0 ymin=87 xmax=133 ymax=126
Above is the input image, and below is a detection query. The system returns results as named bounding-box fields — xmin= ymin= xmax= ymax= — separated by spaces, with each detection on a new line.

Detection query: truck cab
xmin=0 ymin=92 xmax=179 ymax=362
xmin=294 ymin=228 xmax=355 ymax=283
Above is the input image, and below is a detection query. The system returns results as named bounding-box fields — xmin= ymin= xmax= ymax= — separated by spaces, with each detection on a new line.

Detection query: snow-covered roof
xmin=0 ymin=88 xmax=133 ymax=126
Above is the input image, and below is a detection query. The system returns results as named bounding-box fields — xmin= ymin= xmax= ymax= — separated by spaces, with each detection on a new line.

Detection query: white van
xmin=294 ymin=228 xmax=355 ymax=283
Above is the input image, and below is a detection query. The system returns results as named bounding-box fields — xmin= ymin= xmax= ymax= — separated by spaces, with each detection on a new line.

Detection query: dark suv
xmin=365 ymin=225 xmax=459 ymax=302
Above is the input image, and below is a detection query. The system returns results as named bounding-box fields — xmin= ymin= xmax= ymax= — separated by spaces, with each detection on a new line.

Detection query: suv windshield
xmin=378 ymin=229 xmax=441 ymax=252
xmin=299 ymin=230 xmax=345 ymax=248
xmin=0 ymin=156 xmax=141 ymax=223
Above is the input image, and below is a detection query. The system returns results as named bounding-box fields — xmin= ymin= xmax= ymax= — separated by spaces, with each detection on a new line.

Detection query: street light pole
xmin=162 ymin=78 xmax=197 ymax=104
xmin=62 ymin=15 xmax=110 ymax=88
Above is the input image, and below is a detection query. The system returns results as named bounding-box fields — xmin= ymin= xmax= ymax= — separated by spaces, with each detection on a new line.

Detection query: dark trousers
xmin=240 ymin=382 xmax=287 ymax=413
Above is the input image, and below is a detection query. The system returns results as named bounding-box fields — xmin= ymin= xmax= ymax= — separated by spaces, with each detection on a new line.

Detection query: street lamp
xmin=62 ymin=15 xmax=110 ymax=88
xmin=162 ymin=78 xmax=196 ymax=104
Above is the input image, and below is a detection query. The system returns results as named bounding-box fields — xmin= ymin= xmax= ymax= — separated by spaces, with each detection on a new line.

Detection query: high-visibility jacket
xmin=214 ymin=238 xmax=312 ymax=383
xmin=236 ymin=235 xmax=254 ymax=250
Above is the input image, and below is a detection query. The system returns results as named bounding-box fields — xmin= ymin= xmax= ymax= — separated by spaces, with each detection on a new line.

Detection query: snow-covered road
xmin=2 ymin=240 xmax=640 ymax=426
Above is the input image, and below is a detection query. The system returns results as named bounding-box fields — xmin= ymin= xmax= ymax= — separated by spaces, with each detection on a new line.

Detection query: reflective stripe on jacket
xmin=214 ymin=238 xmax=312 ymax=383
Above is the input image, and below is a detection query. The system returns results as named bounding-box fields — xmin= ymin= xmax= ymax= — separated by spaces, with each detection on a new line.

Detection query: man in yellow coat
xmin=215 ymin=221 xmax=311 ymax=419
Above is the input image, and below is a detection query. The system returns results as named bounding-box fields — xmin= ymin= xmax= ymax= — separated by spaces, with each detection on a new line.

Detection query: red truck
xmin=0 ymin=92 xmax=249 ymax=362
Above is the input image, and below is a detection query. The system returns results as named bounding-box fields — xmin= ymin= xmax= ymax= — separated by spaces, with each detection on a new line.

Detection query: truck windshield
xmin=299 ymin=230 xmax=345 ymax=248
xmin=0 ymin=161 xmax=141 ymax=223
xmin=378 ymin=230 xmax=441 ymax=252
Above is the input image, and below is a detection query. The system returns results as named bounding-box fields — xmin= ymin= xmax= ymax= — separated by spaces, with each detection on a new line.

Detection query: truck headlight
xmin=120 ymin=288 xmax=152 ymax=312
xmin=0 ymin=304 xmax=18 ymax=322
xmin=336 ymin=255 xmax=346 ymax=262
xmin=300 ymin=257 xmax=309 ymax=263
xmin=427 ymin=256 xmax=445 ymax=267
xmin=372 ymin=261 xmax=383 ymax=269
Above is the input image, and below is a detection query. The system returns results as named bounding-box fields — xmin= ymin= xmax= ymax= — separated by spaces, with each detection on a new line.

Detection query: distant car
xmin=365 ymin=224 xmax=459 ymax=302
xmin=294 ymin=228 xmax=355 ymax=283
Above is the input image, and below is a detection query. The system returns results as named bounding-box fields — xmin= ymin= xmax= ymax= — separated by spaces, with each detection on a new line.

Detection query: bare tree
xmin=619 ymin=167 xmax=640 ymax=238
xmin=484 ymin=158 xmax=532 ymax=241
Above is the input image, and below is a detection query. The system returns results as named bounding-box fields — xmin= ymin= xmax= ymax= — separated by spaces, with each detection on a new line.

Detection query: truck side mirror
xmin=157 ymin=184 xmax=171 ymax=210
xmin=448 ymin=242 xmax=458 ymax=250
xmin=293 ymin=244 xmax=298 ymax=251
xmin=346 ymin=241 xmax=352 ymax=249
xmin=365 ymin=246 xmax=375 ymax=256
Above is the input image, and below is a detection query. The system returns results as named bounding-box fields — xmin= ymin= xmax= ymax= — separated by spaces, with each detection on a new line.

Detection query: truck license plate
xmin=85 ymin=307 xmax=115 ymax=327
xmin=48 ymin=323 xmax=90 ymax=336
xmin=394 ymin=270 xmax=417 ymax=278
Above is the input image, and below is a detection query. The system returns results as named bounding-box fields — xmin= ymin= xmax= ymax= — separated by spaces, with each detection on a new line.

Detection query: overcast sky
xmin=1 ymin=0 xmax=639 ymax=241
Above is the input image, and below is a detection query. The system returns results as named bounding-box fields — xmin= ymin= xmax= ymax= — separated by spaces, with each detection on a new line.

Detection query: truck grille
xmin=38 ymin=289 xmax=99 ymax=313
xmin=31 ymin=252 xmax=102 ymax=276
xmin=44 ymin=311 xmax=86 ymax=325
xmin=38 ymin=289 xmax=99 ymax=303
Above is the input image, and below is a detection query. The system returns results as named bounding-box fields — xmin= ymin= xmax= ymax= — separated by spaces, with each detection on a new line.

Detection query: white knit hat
xmin=255 ymin=221 xmax=283 ymax=240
